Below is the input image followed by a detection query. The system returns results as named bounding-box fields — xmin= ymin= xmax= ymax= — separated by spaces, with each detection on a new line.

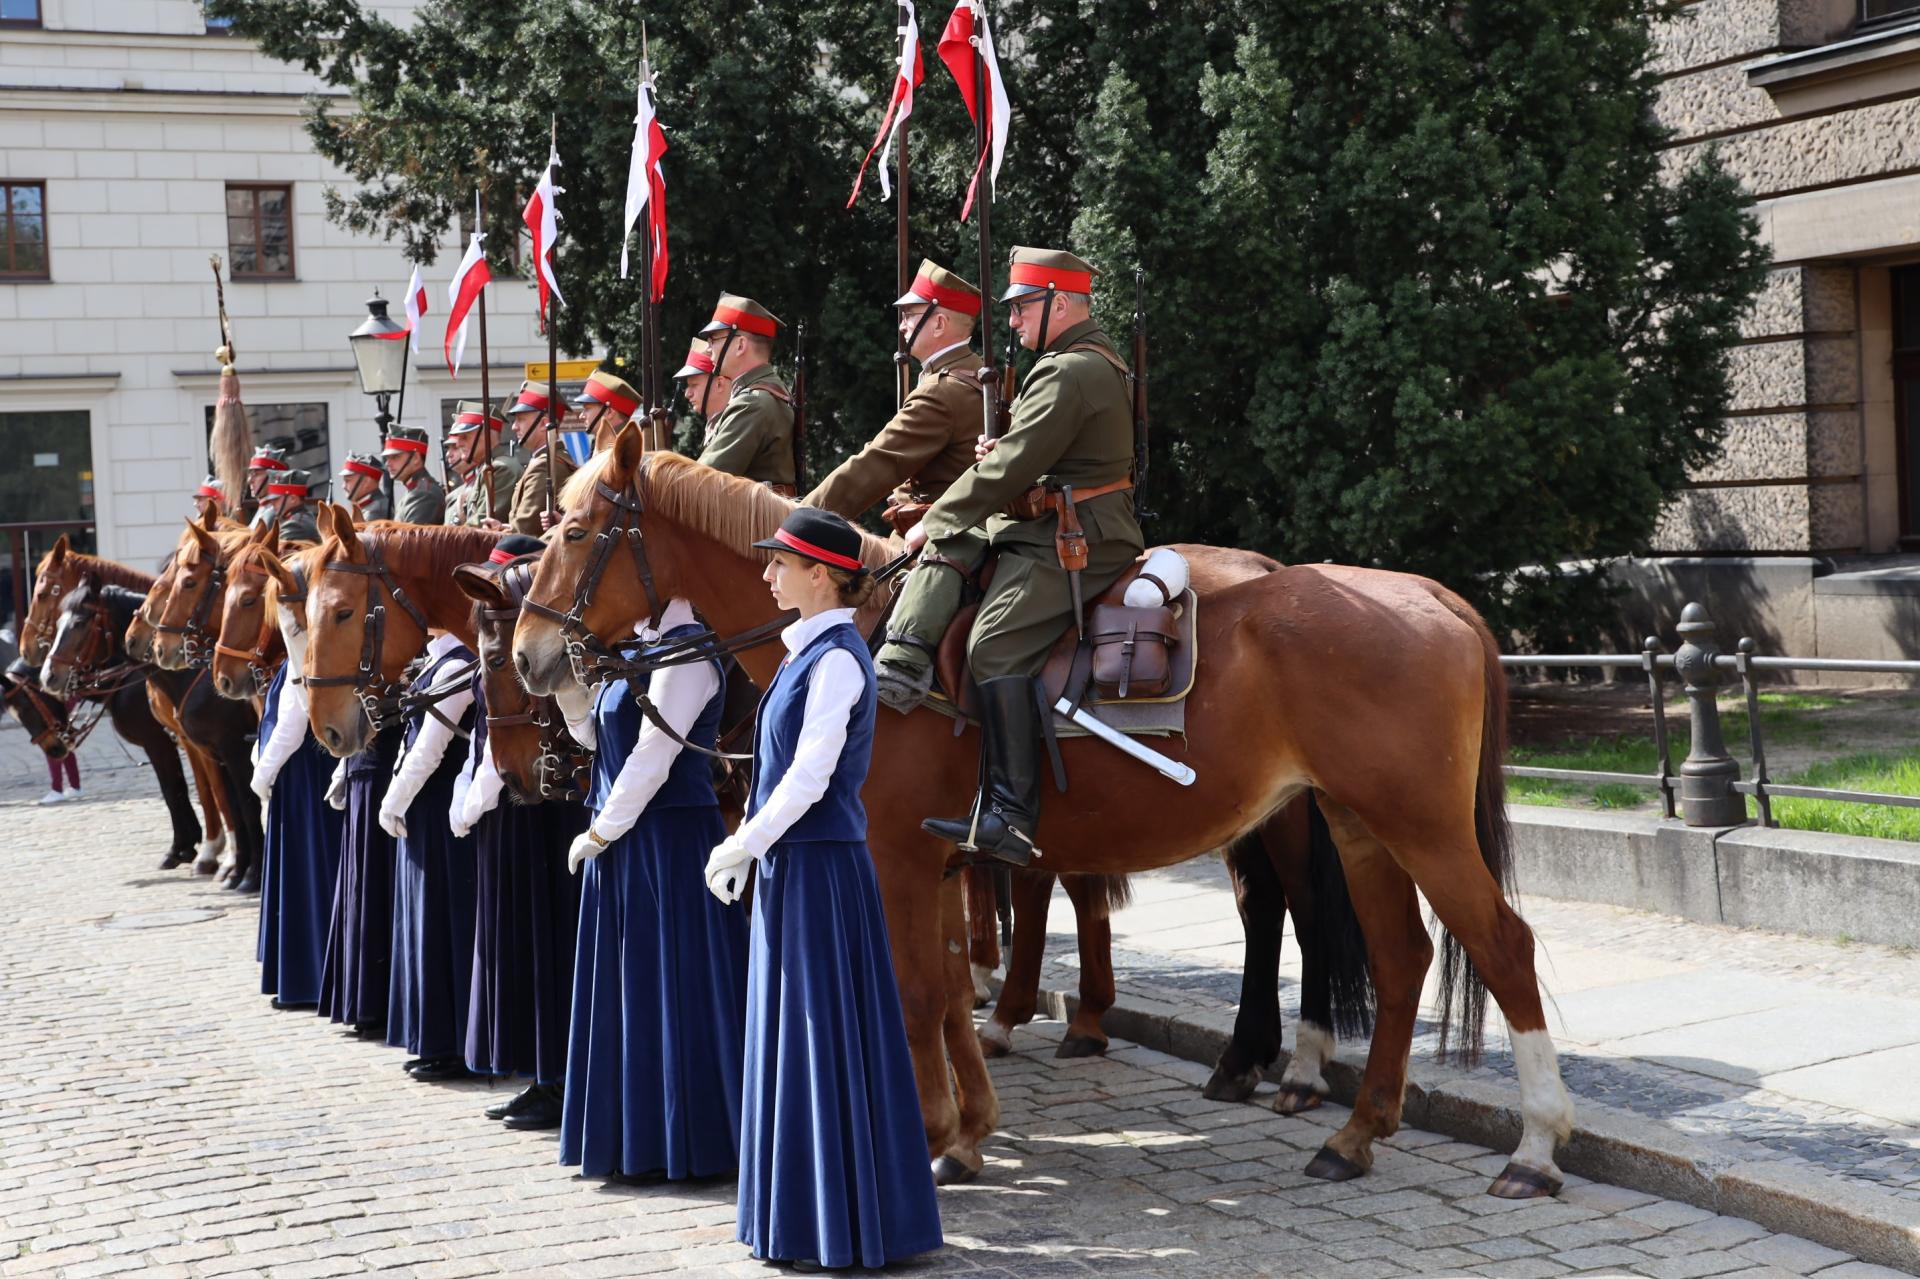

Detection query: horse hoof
xmin=158 ymin=851 xmax=191 ymax=871
xmin=237 ymin=871 xmax=260 ymax=894
xmin=931 ymin=1155 xmax=980 ymax=1187
xmin=1054 ymin=1034 xmax=1108 ymax=1060
xmin=978 ymin=1032 xmax=1011 ymax=1059
xmin=1273 ymin=1084 xmax=1324 ymax=1116
xmin=1304 ymin=1145 xmax=1367 ymax=1183
xmin=1201 ymin=1064 xmax=1261 ymax=1103
xmin=1488 ymin=1161 xmax=1561 ymax=1200
xmin=193 ymin=858 xmax=219 ymax=876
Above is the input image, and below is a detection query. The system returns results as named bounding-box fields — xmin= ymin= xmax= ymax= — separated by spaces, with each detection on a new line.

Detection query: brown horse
xmin=298 ymin=508 xmax=500 ymax=758
xmin=150 ymin=516 xmax=267 ymax=672
xmin=514 ymin=431 xmax=1572 ymax=1198
xmin=207 ymin=527 xmax=313 ymax=702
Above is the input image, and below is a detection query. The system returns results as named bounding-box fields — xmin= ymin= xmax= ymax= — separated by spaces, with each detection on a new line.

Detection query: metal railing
xmin=1502 ymin=601 xmax=1920 ymax=829
xmin=3 ymin=519 xmax=97 ymax=633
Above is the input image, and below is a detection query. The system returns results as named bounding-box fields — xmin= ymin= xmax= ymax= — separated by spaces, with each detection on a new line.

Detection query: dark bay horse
xmin=514 ymin=433 xmax=1572 ymax=1198
xmin=40 ymin=583 xmax=264 ymax=889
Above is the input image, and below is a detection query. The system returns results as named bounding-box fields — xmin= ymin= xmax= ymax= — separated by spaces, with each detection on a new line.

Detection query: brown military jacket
xmin=804 ymin=343 xmax=982 ymax=520
xmin=697 ymin=363 xmax=795 ymax=486
xmin=508 ymin=444 xmax=578 ymax=536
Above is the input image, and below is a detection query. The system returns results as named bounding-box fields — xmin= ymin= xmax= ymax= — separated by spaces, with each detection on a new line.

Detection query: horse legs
xmin=185 ymin=744 xmax=230 ymax=874
xmin=1055 ymin=874 xmax=1117 ymax=1059
xmin=977 ymin=869 xmax=1055 ymax=1058
xmin=1300 ymin=798 xmax=1430 ymax=1183
xmin=870 ymin=845 xmax=963 ymax=1181
xmin=223 ymin=751 xmax=262 ymax=893
xmin=1268 ymin=802 xmax=1335 ymax=1115
xmin=963 ymin=866 xmax=1000 ymax=1006
xmin=937 ymin=870 xmax=1001 ymax=1186
xmin=1203 ymin=827 xmax=1289 ymax=1102
xmin=110 ymin=685 xmax=202 ymax=868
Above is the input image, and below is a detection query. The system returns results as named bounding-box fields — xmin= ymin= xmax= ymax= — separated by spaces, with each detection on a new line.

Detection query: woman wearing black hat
xmin=704 ymin=508 xmax=942 ymax=1270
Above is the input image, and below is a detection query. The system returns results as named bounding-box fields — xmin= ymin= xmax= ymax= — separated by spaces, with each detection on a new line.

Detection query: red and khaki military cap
xmin=339 ymin=453 xmax=383 ymax=480
xmin=447 ymin=400 xmax=504 ymax=435
xmin=193 ymin=476 xmax=226 ymax=504
xmin=507 ymin=380 xmax=555 ymax=416
xmin=894 ymin=259 xmax=981 ymax=317
xmin=1000 ymin=246 xmax=1098 ymax=302
xmin=699 ymin=293 xmax=782 ymax=339
xmin=381 ymin=426 xmax=432 ymax=456
xmin=569 ymin=369 xmax=640 ymax=416
xmin=248 ymin=445 xmax=290 ymax=473
xmin=266 ymin=468 xmax=312 ymax=497
xmin=673 ymin=338 xmax=717 ymax=379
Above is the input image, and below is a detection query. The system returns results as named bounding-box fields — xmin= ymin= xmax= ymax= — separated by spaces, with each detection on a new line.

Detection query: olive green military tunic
xmin=448 ymin=453 xmax=526 ymax=526
xmin=696 ymin=363 xmax=795 ymax=488
xmin=917 ymin=318 xmax=1144 ymax=681
xmin=276 ymin=506 xmax=320 ymax=546
xmin=351 ymin=490 xmax=392 ymax=523
xmin=508 ymin=443 xmax=578 ymax=536
xmin=395 ymin=471 xmax=446 ymax=525
xmin=804 ymin=344 xmax=982 ymax=518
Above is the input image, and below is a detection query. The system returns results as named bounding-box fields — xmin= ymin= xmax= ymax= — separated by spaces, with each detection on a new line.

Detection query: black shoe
xmin=408 ymin=1057 xmax=474 ymax=1082
xmin=269 ymin=997 xmax=316 ymax=1011
xmin=485 ymin=1084 xmax=538 ymax=1121
xmin=501 ymin=1083 xmax=564 ymax=1130
xmin=921 ymin=676 xmax=1043 ymax=868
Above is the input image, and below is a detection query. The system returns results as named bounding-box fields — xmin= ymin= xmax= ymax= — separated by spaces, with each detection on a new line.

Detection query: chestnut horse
xmin=150 ymin=516 xmax=273 ymax=672
xmin=206 ymin=526 xmax=316 ymax=703
xmin=515 ymin=432 xmax=1572 ymax=1198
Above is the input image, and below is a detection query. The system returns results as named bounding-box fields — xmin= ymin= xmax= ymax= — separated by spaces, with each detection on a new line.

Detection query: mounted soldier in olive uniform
xmin=446 ymin=402 xmax=524 ymax=527
xmin=904 ymin=247 xmax=1145 ymax=868
xmin=339 ymin=452 xmax=391 ymax=523
xmin=500 ymin=380 xmax=576 ymax=536
xmin=383 ymin=426 xmax=445 ymax=525
xmin=696 ymin=294 xmax=796 ymax=494
xmin=570 ymin=368 xmax=639 ymax=455
xmin=804 ymin=259 xmax=983 ymax=711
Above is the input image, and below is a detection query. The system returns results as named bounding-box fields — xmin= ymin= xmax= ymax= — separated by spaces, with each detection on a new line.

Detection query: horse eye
xmin=487 ymin=655 xmax=507 ymax=670
xmin=565 ymin=527 xmax=586 ymax=542
xmin=334 ymin=607 xmax=353 ymax=623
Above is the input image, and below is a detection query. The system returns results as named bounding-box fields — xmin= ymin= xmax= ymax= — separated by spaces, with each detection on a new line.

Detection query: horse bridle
xmin=305 ymin=539 xmax=430 ymax=733
xmin=153 ymin=551 xmax=227 ymax=669
xmin=213 ymin=561 xmax=305 ymax=695
xmin=45 ymin=594 xmax=144 ymax=702
xmin=520 ymin=455 xmax=667 ymax=684
xmin=477 ymin=558 xmax=592 ymax=800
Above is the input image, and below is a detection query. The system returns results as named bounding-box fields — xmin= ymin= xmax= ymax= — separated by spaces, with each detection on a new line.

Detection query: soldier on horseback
xmin=906 ymin=247 xmax=1144 ymax=868
xmin=696 ymin=294 xmax=796 ymax=495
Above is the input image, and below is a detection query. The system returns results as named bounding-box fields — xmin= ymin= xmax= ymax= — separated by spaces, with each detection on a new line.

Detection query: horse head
xmin=209 ymin=526 xmax=290 ymax=700
xmin=23 ymin=534 xmax=83 ymax=664
xmin=303 ymin=503 xmax=431 ymax=757
xmin=455 ymin=552 xmax=586 ymax=805
xmin=40 ymin=579 xmax=114 ymax=697
xmin=150 ymin=510 xmax=228 ymax=671
xmin=3 ymin=658 xmax=71 ymax=758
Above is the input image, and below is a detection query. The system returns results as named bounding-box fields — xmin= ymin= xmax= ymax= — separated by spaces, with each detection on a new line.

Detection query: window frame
xmin=1 ymin=180 xmax=50 ymax=281
xmin=0 ymin=0 xmax=42 ymax=31
xmin=224 ymin=182 xmax=297 ymax=281
xmin=1860 ymin=0 xmax=1920 ymax=28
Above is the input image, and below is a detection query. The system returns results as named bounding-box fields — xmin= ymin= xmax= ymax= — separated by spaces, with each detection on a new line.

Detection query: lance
xmin=476 ymin=186 xmax=496 ymax=520
xmin=640 ymin=24 xmax=669 ymax=453
xmin=972 ymin=8 xmax=1003 ymax=441
xmin=894 ymin=0 xmax=912 ymax=409
xmin=545 ymin=118 xmax=561 ymax=520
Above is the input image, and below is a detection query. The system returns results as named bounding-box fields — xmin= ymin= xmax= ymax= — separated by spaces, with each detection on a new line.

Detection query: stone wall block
xmin=1727 ymin=336 xmax=1858 ymax=412
xmin=1656 ymin=63 xmax=1781 ymax=141
xmin=1803 ymin=266 xmax=1857 ymax=332
xmin=1653 ymin=484 xmax=1813 ymax=552
xmin=1742 ymin=268 xmax=1807 ymax=340
xmin=1663 ymin=97 xmax=1920 ymax=199
xmin=1808 ymin=409 xmax=1862 ymax=476
xmin=1690 ymin=413 xmax=1810 ymax=483
xmin=1810 ymin=482 xmax=1866 ymax=549
xmin=1653 ymin=0 xmax=1855 ymax=75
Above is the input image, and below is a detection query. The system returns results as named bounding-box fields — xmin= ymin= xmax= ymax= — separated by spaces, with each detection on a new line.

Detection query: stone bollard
xmin=1672 ymin=602 xmax=1747 ymax=827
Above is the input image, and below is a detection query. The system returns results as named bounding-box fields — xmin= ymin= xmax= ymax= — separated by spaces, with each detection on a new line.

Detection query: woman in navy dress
xmin=705 ymin=508 xmax=942 ymax=1270
xmin=378 ymin=631 xmax=479 ymax=1080
xmin=251 ymin=655 xmax=343 ymax=1009
xmin=559 ymin=594 xmax=749 ymax=1181
xmin=319 ymin=725 xmax=400 ymax=1037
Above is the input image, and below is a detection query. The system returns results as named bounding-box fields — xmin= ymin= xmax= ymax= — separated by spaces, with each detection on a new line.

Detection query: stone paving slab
xmin=3 ymin=716 xmax=1917 ymax=1276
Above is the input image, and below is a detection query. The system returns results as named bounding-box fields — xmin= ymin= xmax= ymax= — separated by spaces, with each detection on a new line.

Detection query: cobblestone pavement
xmin=0 ymin=719 xmax=1912 ymax=1278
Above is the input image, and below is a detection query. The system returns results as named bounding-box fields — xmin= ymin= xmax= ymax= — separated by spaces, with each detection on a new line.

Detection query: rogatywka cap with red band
xmin=699 ymin=293 xmax=782 ymax=339
xmin=507 ymin=379 xmax=555 ymax=416
xmin=673 ymin=338 xmax=717 ymax=380
xmin=248 ymin=446 xmax=290 ymax=472
xmin=339 ymin=452 xmax=384 ymax=480
xmin=893 ymin=259 xmax=981 ymax=317
xmin=381 ymin=426 xmax=432 ymax=456
xmin=266 ymin=469 xmax=312 ymax=497
xmin=998 ymin=245 xmax=1098 ymax=303
xmin=751 ymin=507 xmax=867 ymax=574
xmin=568 ymin=369 xmax=640 ymax=416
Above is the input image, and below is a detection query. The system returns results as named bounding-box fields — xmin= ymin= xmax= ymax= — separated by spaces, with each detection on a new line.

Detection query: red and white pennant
xmin=847 ymin=0 xmax=924 ymax=207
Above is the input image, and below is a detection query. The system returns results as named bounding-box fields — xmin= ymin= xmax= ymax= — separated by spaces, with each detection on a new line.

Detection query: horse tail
xmin=1432 ymin=591 xmax=1515 ymax=1066
xmin=1086 ymin=872 xmax=1133 ymax=915
xmin=1305 ymin=792 xmax=1374 ymax=1038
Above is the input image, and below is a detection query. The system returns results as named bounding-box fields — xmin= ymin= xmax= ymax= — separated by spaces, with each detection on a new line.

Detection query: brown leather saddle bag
xmin=1088 ymin=603 xmax=1178 ymax=700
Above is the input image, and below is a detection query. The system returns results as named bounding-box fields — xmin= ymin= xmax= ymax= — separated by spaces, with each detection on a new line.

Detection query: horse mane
xmin=564 ymin=450 xmax=894 ymax=571
xmin=180 ymin=524 xmax=257 ymax=568
xmin=322 ymin=521 xmax=503 ymax=581
xmin=53 ymin=551 xmax=155 ymax=593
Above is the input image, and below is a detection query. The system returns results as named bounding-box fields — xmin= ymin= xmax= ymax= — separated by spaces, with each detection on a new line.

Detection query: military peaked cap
xmin=1000 ymin=246 xmax=1098 ymax=302
xmin=895 ymin=259 xmax=981 ymax=317
xmin=340 ymin=453 xmax=384 ymax=480
xmin=569 ymin=369 xmax=640 ymax=415
xmin=382 ymin=426 xmax=432 ymax=456
xmin=447 ymin=400 xmax=505 ymax=435
xmin=699 ymin=294 xmax=782 ymax=339
xmin=673 ymin=338 xmax=717 ymax=379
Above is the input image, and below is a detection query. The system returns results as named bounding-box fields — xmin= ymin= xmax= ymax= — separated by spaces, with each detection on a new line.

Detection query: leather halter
xmin=45 ymin=596 xmax=113 ymax=678
xmin=153 ymin=551 xmax=227 ymax=669
xmin=44 ymin=593 xmax=144 ymax=703
xmin=520 ymin=455 xmax=667 ymax=684
xmin=213 ymin=561 xmax=304 ymax=695
xmin=305 ymin=538 xmax=431 ymax=733
xmin=6 ymin=672 xmax=70 ymax=753
xmin=476 ymin=557 xmax=592 ymax=800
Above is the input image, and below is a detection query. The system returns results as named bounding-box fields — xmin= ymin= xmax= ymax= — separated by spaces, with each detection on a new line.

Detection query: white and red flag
xmin=937 ymin=0 xmax=1010 ymax=221
xmin=444 ymin=224 xmax=492 ymax=376
xmin=847 ymin=0 xmax=924 ymax=207
xmin=403 ymin=264 xmax=428 ymax=354
xmin=620 ymin=58 xmax=670 ymax=297
xmin=522 ymin=133 xmax=566 ymax=324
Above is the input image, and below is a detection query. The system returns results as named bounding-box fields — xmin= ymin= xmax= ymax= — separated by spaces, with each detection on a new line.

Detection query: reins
xmin=153 ymin=552 xmax=228 ymax=669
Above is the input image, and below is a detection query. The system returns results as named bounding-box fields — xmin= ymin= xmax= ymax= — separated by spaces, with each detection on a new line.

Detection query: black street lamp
xmin=348 ymin=290 xmax=410 ymax=516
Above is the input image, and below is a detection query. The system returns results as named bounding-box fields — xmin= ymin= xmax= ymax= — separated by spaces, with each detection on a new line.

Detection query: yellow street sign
xmin=525 ymin=358 xmax=601 ymax=381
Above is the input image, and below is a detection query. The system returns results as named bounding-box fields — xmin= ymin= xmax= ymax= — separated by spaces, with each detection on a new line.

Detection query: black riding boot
xmin=922 ymin=676 xmax=1042 ymax=868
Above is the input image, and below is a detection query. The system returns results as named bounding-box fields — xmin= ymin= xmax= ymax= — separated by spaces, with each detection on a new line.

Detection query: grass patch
xmin=1719 ymin=691 xmax=1840 ymax=749
xmin=1765 ymin=752 xmax=1920 ymax=842
xmin=1507 ymin=737 xmax=1667 ymax=810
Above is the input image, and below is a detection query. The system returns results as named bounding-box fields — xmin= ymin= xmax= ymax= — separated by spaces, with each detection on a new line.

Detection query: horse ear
xmin=325 ymin=503 xmax=367 ymax=563
xmin=260 ymin=522 xmax=280 ymax=555
xmin=259 ymin=549 xmax=297 ymax=593
xmin=609 ymin=419 xmax=645 ymax=485
xmin=452 ymin=563 xmax=509 ymax=608
xmin=48 ymin=534 xmax=69 ymax=566
xmin=186 ymin=518 xmax=220 ymax=559
xmin=199 ymin=504 xmax=221 ymax=533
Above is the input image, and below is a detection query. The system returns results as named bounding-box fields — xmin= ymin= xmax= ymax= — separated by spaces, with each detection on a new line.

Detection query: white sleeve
xmin=592 ymin=659 xmax=722 ymax=842
xmin=465 ymin=736 xmax=506 ymax=824
xmin=727 ymin=648 xmax=863 ymax=863
xmin=383 ymin=683 xmax=475 ymax=817
xmin=254 ymin=675 xmax=310 ymax=790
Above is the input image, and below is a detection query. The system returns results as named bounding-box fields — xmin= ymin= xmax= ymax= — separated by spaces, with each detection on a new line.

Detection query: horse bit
xmin=305 ymin=539 xmax=431 ymax=734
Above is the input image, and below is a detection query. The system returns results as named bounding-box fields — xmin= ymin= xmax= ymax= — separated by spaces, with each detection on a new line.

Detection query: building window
xmin=1863 ymin=0 xmax=1920 ymax=23
xmin=203 ymin=2 xmax=236 ymax=32
xmin=1 ymin=181 xmax=48 ymax=280
xmin=0 ymin=0 xmax=41 ymax=29
xmin=1 ymin=410 xmax=95 ymax=627
xmin=204 ymin=403 xmax=330 ymax=496
xmin=224 ymin=183 xmax=295 ymax=280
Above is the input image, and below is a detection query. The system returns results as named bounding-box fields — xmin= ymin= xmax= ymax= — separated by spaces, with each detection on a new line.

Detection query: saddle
xmin=931 ymin=553 xmax=1197 ymax=724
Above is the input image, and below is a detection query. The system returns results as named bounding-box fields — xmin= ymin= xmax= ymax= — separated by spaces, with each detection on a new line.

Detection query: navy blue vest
xmin=589 ymin=622 xmax=724 ymax=812
xmin=749 ymin=621 xmax=876 ymax=845
xmin=401 ymin=644 xmax=477 ymax=752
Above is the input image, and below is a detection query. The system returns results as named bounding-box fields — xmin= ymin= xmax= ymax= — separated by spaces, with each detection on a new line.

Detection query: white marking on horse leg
xmin=1509 ymin=1028 xmax=1574 ymax=1176
xmin=194 ymin=831 xmax=227 ymax=873
xmin=1280 ymin=1021 xmax=1334 ymax=1095
xmin=979 ymin=1019 xmax=1012 ymax=1053
xmin=971 ymin=961 xmax=995 ymax=1005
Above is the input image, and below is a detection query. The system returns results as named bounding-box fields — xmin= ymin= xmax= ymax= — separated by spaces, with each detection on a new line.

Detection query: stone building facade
xmin=0 ymin=0 xmax=542 ymax=574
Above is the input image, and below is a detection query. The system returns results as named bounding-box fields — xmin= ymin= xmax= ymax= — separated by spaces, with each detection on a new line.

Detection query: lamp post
xmin=348 ymin=290 xmax=410 ymax=517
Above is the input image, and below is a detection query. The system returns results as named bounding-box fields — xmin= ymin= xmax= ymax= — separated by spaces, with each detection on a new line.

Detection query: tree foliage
xmin=211 ymin=0 xmax=1766 ymax=640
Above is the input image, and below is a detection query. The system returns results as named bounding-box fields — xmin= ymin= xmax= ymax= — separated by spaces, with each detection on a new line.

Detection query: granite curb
xmin=1011 ymin=977 xmax=1920 ymax=1274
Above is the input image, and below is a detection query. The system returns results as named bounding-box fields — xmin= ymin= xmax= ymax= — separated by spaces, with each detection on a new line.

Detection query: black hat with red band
xmin=752 ymin=508 xmax=866 ymax=575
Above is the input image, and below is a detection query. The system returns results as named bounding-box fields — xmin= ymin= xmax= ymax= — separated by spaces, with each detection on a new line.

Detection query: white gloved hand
xmin=704 ymin=840 xmax=754 ymax=905
xmin=449 ymin=809 xmax=475 ymax=840
xmin=251 ymin=772 xmax=274 ymax=806
xmin=567 ymin=828 xmax=607 ymax=876
xmin=325 ymin=768 xmax=348 ymax=811
xmin=378 ymin=802 xmax=408 ymax=841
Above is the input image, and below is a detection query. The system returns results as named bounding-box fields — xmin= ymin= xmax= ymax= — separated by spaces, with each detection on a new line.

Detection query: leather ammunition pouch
xmin=1089 ymin=604 xmax=1178 ymax=700
xmin=882 ymin=497 xmax=933 ymax=535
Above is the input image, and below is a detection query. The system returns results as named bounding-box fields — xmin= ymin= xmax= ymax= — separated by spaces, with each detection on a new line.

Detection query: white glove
xmin=378 ymin=800 xmax=408 ymax=841
xmin=251 ymin=771 xmax=273 ymax=806
xmin=704 ymin=840 xmax=754 ymax=905
xmin=568 ymin=828 xmax=608 ymax=875
xmin=325 ymin=764 xmax=349 ymax=811
xmin=449 ymin=807 xmax=475 ymax=840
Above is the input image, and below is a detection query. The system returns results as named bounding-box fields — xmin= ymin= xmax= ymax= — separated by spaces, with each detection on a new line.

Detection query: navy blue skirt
xmin=466 ymin=796 xmax=587 ymax=1082
xmin=559 ymin=803 xmax=749 ymax=1179
xmin=736 ymin=839 xmax=942 ymax=1268
xmin=319 ymin=730 xmax=400 ymax=1030
xmin=386 ymin=752 xmax=477 ymax=1059
xmin=258 ymin=733 xmax=345 ymax=1004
